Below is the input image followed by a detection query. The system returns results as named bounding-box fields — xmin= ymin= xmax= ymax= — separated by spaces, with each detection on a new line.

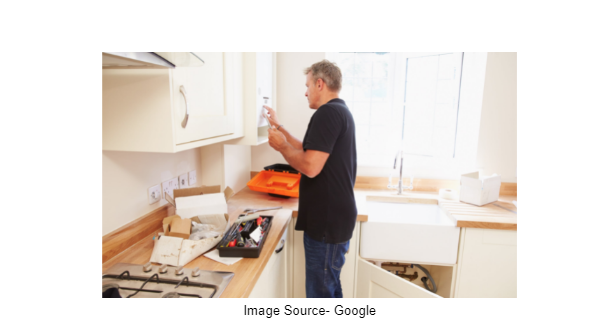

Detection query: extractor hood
xmin=102 ymin=52 xmax=205 ymax=69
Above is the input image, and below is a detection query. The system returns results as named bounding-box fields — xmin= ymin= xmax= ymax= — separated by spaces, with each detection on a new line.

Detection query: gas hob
xmin=102 ymin=263 xmax=234 ymax=298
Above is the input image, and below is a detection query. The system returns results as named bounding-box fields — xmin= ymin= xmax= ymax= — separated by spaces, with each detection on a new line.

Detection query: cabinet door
xmin=172 ymin=52 xmax=235 ymax=144
xmin=248 ymin=225 xmax=288 ymax=298
xmin=355 ymin=259 xmax=440 ymax=298
xmin=455 ymin=228 xmax=517 ymax=298
xmin=255 ymin=52 xmax=273 ymax=127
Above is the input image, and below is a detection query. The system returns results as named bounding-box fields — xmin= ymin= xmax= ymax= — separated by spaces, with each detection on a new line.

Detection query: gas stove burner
xmin=102 ymin=263 xmax=234 ymax=298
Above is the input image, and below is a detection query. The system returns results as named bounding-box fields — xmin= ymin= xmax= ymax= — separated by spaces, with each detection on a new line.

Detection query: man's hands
xmin=263 ymin=105 xmax=280 ymax=128
xmin=263 ymin=104 xmax=328 ymax=178
xmin=268 ymin=126 xmax=287 ymax=152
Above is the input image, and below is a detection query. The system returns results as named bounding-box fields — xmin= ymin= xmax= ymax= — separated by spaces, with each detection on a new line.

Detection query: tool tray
xmin=217 ymin=215 xmax=273 ymax=258
xmin=247 ymin=167 xmax=301 ymax=198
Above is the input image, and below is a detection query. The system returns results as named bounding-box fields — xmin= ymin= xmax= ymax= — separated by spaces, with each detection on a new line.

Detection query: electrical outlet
xmin=179 ymin=173 xmax=189 ymax=188
xmin=162 ymin=177 xmax=180 ymax=200
xmin=148 ymin=184 xmax=161 ymax=205
xmin=188 ymin=170 xmax=197 ymax=186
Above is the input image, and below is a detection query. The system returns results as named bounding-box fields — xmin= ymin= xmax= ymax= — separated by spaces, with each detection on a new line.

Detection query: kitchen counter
xmin=102 ymin=206 xmax=292 ymax=298
xmin=228 ymin=187 xmax=517 ymax=230
xmin=102 ymin=186 xmax=516 ymax=297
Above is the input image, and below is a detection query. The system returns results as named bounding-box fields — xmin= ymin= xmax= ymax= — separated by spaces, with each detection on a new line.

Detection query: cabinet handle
xmin=180 ymin=85 xmax=189 ymax=128
xmin=275 ymin=239 xmax=285 ymax=253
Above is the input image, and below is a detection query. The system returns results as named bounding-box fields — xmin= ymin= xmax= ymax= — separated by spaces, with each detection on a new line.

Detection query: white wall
xmin=251 ymin=52 xmax=326 ymax=171
xmin=102 ymin=149 xmax=201 ymax=236
xmin=224 ymin=144 xmax=252 ymax=193
xmin=476 ymin=52 xmax=517 ymax=182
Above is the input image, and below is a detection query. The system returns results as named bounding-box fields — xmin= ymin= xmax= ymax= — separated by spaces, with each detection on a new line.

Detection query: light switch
xmin=148 ymin=185 xmax=161 ymax=205
xmin=179 ymin=173 xmax=189 ymax=189
xmin=188 ymin=170 xmax=197 ymax=186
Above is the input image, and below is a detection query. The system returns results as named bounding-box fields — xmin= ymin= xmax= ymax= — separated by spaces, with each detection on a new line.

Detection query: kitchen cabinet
xmin=354 ymin=227 xmax=516 ymax=298
xmin=453 ymin=228 xmax=517 ymax=298
xmin=227 ymin=52 xmax=277 ymax=146
xmin=355 ymin=259 xmax=456 ymax=298
xmin=103 ymin=52 xmax=243 ymax=153
xmin=292 ymin=221 xmax=360 ymax=298
xmin=248 ymin=222 xmax=292 ymax=298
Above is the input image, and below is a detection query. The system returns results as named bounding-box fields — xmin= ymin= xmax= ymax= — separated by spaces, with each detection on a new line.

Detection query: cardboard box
xmin=149 ymin=185 xmax=235 ymax=266
xmin=459 ymin=172 xmax=501 ymax=206
xmin=165 ymin=185 xmax=233 ymax=219
xmin=163 ymin=216 xmax=192 ymax=240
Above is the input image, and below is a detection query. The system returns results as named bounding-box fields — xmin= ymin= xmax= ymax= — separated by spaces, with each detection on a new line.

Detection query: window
xmin=327 ymin=52 xmax=487 ymax=179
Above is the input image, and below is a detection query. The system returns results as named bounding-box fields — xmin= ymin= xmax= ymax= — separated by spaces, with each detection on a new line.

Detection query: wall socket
xmin=178 ymin=173 xmax=189 ymax=189
xmin=162 ymin=177 xmax=180 ymax=200
xmin=148 ymin=184 xmax=161 ymax=205
xmin=188 ymin=170 xmax=197 ymax=186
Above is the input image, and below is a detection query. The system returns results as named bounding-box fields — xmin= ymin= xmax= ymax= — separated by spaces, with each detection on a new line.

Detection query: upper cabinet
xmin=103 ymin=52 xmax=243 ymax=153
xmin=228 ymin=52 xmax=277 ymax=146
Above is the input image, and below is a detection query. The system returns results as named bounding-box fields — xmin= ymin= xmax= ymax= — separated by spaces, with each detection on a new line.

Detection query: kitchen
xmin=102 ymin=52 xmax=517 ymax=299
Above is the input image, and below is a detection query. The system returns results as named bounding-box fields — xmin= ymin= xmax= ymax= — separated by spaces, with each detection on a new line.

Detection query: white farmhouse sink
xmin=360 ymin=200 xmax=460 ymax=265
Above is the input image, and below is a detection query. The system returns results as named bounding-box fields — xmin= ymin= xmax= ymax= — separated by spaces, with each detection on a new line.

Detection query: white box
xmin=460 ymin=172 xmax=501 ymax=206
xmin=175 ymin=193 xmax=227 ymax=219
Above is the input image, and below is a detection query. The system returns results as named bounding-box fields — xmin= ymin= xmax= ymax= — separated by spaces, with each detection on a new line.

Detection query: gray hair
xmin=303 ymin=60 xmax=342 ymax=92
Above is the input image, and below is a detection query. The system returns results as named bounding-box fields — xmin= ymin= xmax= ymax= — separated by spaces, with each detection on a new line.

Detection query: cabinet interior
xmin=376 ymin=261 xmax=455 ymax=298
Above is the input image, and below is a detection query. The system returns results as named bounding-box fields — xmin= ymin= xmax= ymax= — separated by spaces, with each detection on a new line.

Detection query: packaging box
xmin=165 ymin=185 xmax=232 ymax=219
xmin=164 ymin=216 xmax=192 ymax=240
xmin=459 ymin=172 xmax=502 ymax=206
xmin=149 ymin=185 xmax=235 ymax=266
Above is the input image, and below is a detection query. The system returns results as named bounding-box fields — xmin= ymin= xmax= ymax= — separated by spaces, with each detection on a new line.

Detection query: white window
xmin=327 ymin=52 xmax=487 ymax=179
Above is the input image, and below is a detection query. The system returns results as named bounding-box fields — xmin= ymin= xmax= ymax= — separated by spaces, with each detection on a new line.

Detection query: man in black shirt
xmin=265 ymin=60 xmax=357 ymax=298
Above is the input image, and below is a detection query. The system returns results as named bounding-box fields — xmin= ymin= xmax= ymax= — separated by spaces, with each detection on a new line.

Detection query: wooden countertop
xmin=102 ymin=206 xmax=292 ymax=298
xmin=228 ymin=187 xmax=517 ymax=230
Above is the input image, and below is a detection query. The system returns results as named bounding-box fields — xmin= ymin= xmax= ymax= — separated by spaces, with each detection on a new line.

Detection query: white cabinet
xmin=355 ymin=259 xmax=441 ymax=298
xmin=354 ymin=258 xmax=456 ymax=298
xmin=103 ymin=52 xmax=243 ymax=153
xmin=292 ymin=221 xmax=360 ymax=298
xmin=228 ymin=52 xmax=277 ymax=146
xmin=454 ymin=228 xmax=517 ymax=298
xmin=353 ymin=226 xmax=516 ymax=298
xmin=249 ymin=223 xmax=291 ymax=298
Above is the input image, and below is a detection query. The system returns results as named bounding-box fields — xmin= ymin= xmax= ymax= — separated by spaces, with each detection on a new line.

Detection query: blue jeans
xmin=304 ymin=233 xmax=350 ymax=298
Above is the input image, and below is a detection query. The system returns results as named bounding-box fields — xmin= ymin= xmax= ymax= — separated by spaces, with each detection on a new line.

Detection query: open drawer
xmin=355 ymin=258 xmax=456 ymax=298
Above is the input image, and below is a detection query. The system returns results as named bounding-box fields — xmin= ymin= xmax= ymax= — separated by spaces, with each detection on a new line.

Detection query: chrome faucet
xmin=387 ymin=150 xmax=414 ymax=195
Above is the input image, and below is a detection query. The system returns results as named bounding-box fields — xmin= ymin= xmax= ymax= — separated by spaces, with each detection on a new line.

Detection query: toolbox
xmin=217 ymin=215 xmax=274 ymax=258
xmin=247 ymin=164 xmax=301 ymax=198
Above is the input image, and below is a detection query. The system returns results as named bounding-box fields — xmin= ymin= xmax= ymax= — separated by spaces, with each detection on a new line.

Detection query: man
xmin=264 ymin=59 xmax=357 ymax=298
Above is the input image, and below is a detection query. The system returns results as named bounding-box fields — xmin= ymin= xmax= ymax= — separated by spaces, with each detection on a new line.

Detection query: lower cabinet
xmin=292 ymin=220 xmax=360 ymax=298
xmin=248 ymin=223 xmax=290 ymax=298
xmin=248 ymin=221 xmax=517 ymax=298
xmin=355 ymin=259 xmax=456 ymax=298
xmin=454 ymin=228 xmax=517 ymax=298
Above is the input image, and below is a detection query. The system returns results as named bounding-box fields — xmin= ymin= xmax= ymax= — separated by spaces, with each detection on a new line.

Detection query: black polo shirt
xmin=295 ymin=98 xmax=357 ymax=244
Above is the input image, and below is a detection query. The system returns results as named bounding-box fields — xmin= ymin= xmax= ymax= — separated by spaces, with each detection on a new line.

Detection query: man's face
xmin=305 ymin=72 xmax=320 ymax=109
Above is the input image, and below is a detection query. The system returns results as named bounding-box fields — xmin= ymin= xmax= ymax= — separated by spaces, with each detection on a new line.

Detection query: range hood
xmin=102 ymin=52 xmax=205 ymax=69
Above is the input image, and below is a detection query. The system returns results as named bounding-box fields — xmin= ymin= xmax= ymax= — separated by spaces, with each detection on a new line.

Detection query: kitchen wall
xmin=251 ymin=52 xmax=326 ymax=171
xmin=251 ymin=52 xmax=517 ymax=183
xmin=476 ymin=52 xmax=517 ymax=182
xmin=102 ymin=149 xmax=201 ymax=236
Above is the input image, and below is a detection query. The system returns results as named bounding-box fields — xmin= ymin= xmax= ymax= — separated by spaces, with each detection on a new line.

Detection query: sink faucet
xmin=387 ymin=150 xmax=413 ymax=195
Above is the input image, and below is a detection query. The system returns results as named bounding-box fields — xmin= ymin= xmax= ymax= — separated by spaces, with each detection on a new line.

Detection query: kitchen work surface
xmin=102 ymin=208 xmax=292 ymax=298
xmin=230 ymin=187 xmax=517 ymax=230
